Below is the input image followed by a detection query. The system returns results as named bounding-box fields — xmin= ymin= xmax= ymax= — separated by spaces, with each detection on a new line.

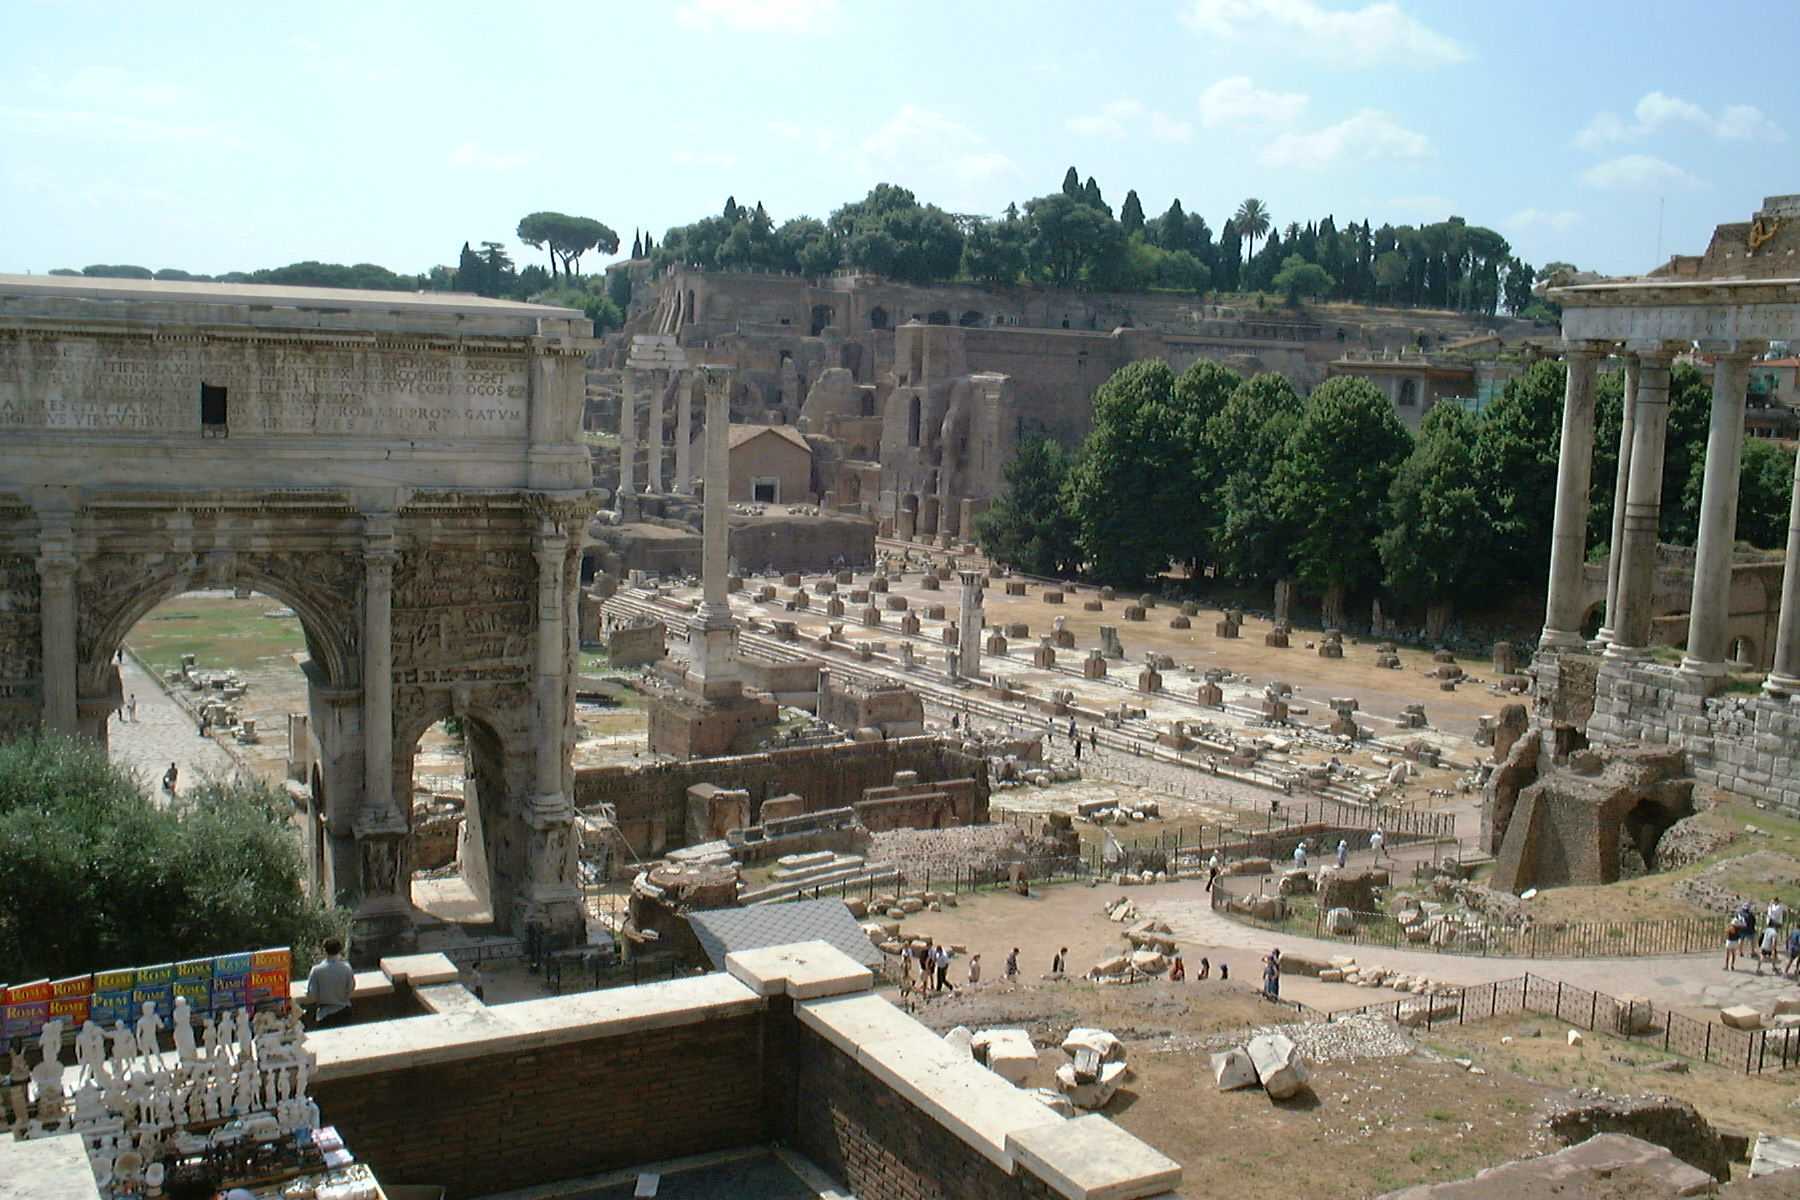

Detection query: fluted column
xmin=686 ymin=366 xmax=741 ymax=698
xmin=1606 ymin=350 xmax=1674 ymax=657
xmin=1765 ymin=446 xmax=1800 ymax=699
xmin=674 ymin=371 xmax=694 ymax=495
xmin=1539 ymin=347 xmax=1602 ymax=649
xmin=1681 ymin=350 xmax=1755 ymax=679
xmin=618 ymin=367 xmax=638 ymax=514
xmin=1594 ymin=354 xmax=1639 ymax=648
xmin=360 ymin=517 xmax=398 ymax=822
xmin=36 ymin=531 xmax=78 ymax=736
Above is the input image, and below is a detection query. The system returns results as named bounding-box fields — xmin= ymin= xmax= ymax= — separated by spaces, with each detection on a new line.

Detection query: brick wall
xmin=789 ymin=1024 xmax=1059 ymax=1200
xmin=311 ymin=1013 xmax=768 ymax=1199
xmin=574 ymin=736 xmax=990 ymax=851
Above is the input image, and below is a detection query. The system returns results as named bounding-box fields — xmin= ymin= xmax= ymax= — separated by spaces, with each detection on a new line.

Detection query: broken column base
xmin=648 ymin=687 xmax=780 ymax=758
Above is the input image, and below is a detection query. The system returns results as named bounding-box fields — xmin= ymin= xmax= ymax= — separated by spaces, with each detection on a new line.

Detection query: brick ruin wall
xmin=310 ymin=1013 xmax=768 ymax=1199
xmin=573 ymin=736 xmax=990 ymax=855
xmin=307 ymin=990 xmax=1087 ymax=1200
xmin=792 ymin=1020 xmax=1060 ymax=1200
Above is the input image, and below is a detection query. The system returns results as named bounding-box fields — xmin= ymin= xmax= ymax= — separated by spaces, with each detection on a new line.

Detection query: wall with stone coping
xmin=1587 ymin=659 xmax=1800 ymax=814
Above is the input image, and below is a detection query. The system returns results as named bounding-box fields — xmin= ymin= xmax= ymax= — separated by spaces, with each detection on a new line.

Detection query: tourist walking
xmin=1073 ymin=737 xmax=1082 ymax=763
xmin=1369 ymin=829 xmax=1386 ymax=864
xmin=968 ymin=953 xmax=982 ymax=984
xmin=1169 ymin=953 xmax=1185 ymax=982
xmin=1195 ymin=957 xmax=1210 ymax=980
xmin=1205 ymin=861 xmax=1219 ymax=893
xmin=1067 ymin=717 xmax=1077 ymax=743
xmin=1293 ymin=841 xmax=1308 ymax=869
xmin=1051 ymin=947 xmax=1067 ymax=976
xmin=936 ymin=945 xmax=954 ymax=991
xmin=1005 ymin=947 xmax=1019 ymax=979
xmin=162 ymin=761 xmax=178 ymax=795
xmin=1336 ymin=838 xmax=1348 ymax=869
xmin=1760 ymin=922 xmax=1779 ymax=975
xmin=1768 ymin=895 xmax=1787 ymax=938
xmin=1262 ymin=948 xmax=1281 ymax=1000
xmin=1787 ymin=927 xmax=1800 ymax=978
xmin=126 ymin=694 xmax=137 ymax=723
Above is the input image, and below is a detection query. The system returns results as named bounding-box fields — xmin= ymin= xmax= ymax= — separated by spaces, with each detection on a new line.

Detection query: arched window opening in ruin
xmin=1397 ymin=379 xmax=1418 ymax=407
xmin=685 ymin=289 xmax=696 ymax=322
xmin=907 ymin=396 xmax=921 ymax=447
xmin=869 ymin=306 xmax=889 ymax=330
xmin=958 ymin=310 xmax=983 ymax=327
xmin=927 ymin=310 xmax=950 ymax=326
xmin=810 ymin=304 xmax=833 ymax=336
xmin=1730 ymin=636 xmax=1755 ymax=665
xmin=860 ymin=393 xmax=876 ymax=417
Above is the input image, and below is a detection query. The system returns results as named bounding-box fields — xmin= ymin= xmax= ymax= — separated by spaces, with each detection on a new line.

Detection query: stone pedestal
xmin=1082 ymin=651 xmax=1107 ymax=679
xmin=1033 ymin=638 xmax=1056 ymax=668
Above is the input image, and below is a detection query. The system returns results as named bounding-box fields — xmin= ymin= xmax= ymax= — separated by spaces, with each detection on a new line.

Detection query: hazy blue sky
xmin=3 ymin=0 xmax=1793 ymax=279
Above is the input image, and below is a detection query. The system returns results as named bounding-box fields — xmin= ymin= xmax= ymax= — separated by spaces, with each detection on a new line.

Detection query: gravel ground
xmin=867 ymin=823 xmax=1034 ymax=876
xmin=1152 ymin=1011 xmax=1417 ymax=1063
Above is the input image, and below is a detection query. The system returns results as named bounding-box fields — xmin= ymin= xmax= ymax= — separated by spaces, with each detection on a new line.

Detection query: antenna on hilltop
xmin=1655 ymin=196 xmax=1665 ymax=265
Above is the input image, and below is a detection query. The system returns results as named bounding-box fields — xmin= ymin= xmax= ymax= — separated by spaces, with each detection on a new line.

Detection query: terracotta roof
xmin=725 ymin=423 xmax=811 ymax=452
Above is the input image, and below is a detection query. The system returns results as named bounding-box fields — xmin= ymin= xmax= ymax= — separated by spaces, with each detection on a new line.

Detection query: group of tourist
xmin=1724 ymin=896 xmax=1798 ymax=976
xmin=900 ymin=942 xmax=959 ymax=994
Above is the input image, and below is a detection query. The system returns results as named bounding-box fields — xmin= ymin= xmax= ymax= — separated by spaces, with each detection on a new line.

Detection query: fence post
xmin=1589 ymin=992 xmax=1597 ymax=1031
xmin=1704 ymin=1023 xmax=1712 ymax=1063
xmin=1555 ymin=981 xmax=1563 ymax=1020
xmin=1664 ymin=1012 xmax=1671 ymax=1052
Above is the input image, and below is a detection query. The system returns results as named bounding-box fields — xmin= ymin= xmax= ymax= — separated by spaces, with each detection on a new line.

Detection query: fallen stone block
xmin=1062 ymin=1027 xmax=1125 ymax=1062
xmin=944 ymin=1025 xmax=974 ymax=1058
xmin=1212 ymin=1047 xmax=1259 ymax=1091
xmin=1028 ymin=1088 xmax=1075 ymax=1117
xmin=1721 ymin=1005 xmax=1762 ymax=1030
xmin=971 ymin=1028 xmax=1038 ymax=1085
xmin=1246 ymin=1033 xmax=1309 ymax=1100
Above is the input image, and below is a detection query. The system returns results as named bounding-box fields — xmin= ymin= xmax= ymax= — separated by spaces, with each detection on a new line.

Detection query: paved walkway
xmin=108 ymin=654 xmax=240 ymax=799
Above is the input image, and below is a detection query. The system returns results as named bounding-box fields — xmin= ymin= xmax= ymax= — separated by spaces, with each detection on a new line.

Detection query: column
xmin=1765 ymin=446 xmax=1800 ymax=698
xmin=532 ymin=527 xmax=570 ymax=808
xmin=36 ymin=540 xmax=78 ymax=736
xmin=1681 ymin=350 xmax=1755 ymax=679
xmin=1538 ymin=347 xmax=1602 ymax=650
xmin=674 ymin=370 xmax=694 ymax=495
xmin=360 ymin=518 xmax=397 ymax=823
xmin=957 ymin=570 xmax=983 ymax=681
xmin=1593 ymin=355 xmax=1639 ymax=648
xmin=618 ymin=367 xmax=638 ymax=512
xmin=1606 ymin=350 xmax=1674 ymax=657
xmin=646 ymin=372 xmax=665 ymax=493
xmin=686 ymin=366 xmax=740 ymax=698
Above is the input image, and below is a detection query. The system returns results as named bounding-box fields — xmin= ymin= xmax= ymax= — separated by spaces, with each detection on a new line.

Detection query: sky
xmin=2 ymin=0 xmax=1794 ymax=281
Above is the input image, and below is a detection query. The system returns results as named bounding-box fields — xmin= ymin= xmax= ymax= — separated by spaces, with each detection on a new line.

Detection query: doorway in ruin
xmin=810 ymin=304 xmax=834 ymax=336
xmin=869 ymin=306 xmax=889 ymax=330
xmin=401 ymin=705 xmax=520 ymax=930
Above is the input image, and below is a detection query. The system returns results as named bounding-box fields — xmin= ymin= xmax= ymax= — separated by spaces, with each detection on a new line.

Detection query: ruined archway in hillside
xmin=907 ymin=396 xmax=922 ymax=447
xmin=958 ymin=310 xmax=983 ymax=327
xmin=810 ymin=304 xmax=834 ymax=336
xmin=869 ymin=306 xmax=889 ymax=330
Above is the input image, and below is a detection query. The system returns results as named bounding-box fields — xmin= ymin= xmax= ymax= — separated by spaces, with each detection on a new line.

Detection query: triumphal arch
xmin=0 ymin=274 xmax=599 ymax=954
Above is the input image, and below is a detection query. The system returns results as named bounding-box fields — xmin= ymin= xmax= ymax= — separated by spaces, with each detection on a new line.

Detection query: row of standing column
xmin=618 ymin=369 xmax=695 ymax=505
xmin=1540 ymin=342 xmax=1800 ymax=698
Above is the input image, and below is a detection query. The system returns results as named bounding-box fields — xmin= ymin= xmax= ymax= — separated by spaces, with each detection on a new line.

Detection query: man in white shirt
xmin=303 ymin=938 xmax=356 ymax=1028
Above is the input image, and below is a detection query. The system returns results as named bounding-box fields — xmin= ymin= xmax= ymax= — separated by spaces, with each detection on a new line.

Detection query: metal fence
xmin=1325 ymin=972 xmax=1800 ymax=1076
xmin=1212 ymin=879 xmax=1719 ymax=960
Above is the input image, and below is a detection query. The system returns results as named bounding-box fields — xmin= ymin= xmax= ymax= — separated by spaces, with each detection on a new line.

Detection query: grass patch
xmin=127 ymin=592 xmax=307 ymax=676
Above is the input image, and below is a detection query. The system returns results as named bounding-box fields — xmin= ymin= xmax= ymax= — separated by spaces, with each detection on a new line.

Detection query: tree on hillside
xmin=1082 ymin=176 xmax=1110 ymax=217
xmin=1379 ymin=402 xmax=1492 ymax=630
xmin=1168 ymin=359 xmax=1245 ymax=569
xmin=0 ymin=733 xmax=345 ymax=982
xmin=631 ymin=231 xmax=643 ymax=259
xmin=1272 ymin=255 xmax=1333 ymax=305
xmin=516 ymin=212 xmax=620 ymax=278
xmin=1217 ymin=219 xmax=1242 ymax=291
xmin=1120 ymin=190 xmax=1145 ymax=237
xmin=1234 ymin=198 xmax=1271 ymax=263
xmin=1061 ymin=167 xmax=1082 ymax=199
xmin=1266 ymin=377 xmax=1413 ymax=626
xmin=974 ymin=436 xmax=1079 ymax=575
xmin=1023 ymin=193 xmax=1123 ymax=288
xmin=961 ymin=214 xmax=1029 ymax=286
xmin=1154 ymin=199 xmax=1188 ymax=253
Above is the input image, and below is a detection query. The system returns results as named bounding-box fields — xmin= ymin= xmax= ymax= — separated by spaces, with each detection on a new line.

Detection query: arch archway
xmin=907 ymin=396 xmax=922 ymax=447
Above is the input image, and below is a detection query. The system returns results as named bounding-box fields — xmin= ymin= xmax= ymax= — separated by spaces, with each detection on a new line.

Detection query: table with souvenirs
xmin=2 ymin=947 xmax=386 ymax=1199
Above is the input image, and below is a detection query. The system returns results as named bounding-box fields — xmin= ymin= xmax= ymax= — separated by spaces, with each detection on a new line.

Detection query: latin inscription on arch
xmin=0 ymin=336 xmax=529 ymax=439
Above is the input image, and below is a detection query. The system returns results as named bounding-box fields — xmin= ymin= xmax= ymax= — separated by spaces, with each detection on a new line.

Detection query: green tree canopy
xmin=1204 ymin=373 xmax=1305 ymax=583
xmin=1272 ymin=254 xmax=1333 ymax=305
xmin=1378 ymin=402 xmax=1492 ymax=615
xmin=1234 ymin=198 xmax=1271 ymax=260
xmin=1120 ymin=190 xmax=1145 ymax=237
xmin=0 ymin=734 xmax=345 ymax=982
xmin=1472 ymin=359 xmax=1566 ymax=586
xmin=1676 ymin=436 xmax=1798 ymax=551
xmin=973 ymin=436 xmax=1079 ymax=575
xmin=516 ymin=211 xmax=621 ymax=277
xmin=1267 ymin=376 xmax=1413 ymax=613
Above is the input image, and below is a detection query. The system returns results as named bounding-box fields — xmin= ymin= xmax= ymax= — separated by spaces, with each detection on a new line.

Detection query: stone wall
xmin=856 ymin=777 xmax=981 ymax=831
xmin=606 ymin=621 xmax=665 ymax=666
xmin=819 ymin=674 xmax=926 ymax=735
xmin=1587 ymin=659 xmax=1800 ymax=813
xmin=573 ymin=735 xmax=990 ymax=856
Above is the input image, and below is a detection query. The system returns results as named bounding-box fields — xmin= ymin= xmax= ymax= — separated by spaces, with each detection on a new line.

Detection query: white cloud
xmin=1505 ymin=207 xmax=1582 ymax=233
xmin=5 ymin=66 xmax=233 ymax=146
xmin=861 ymin=105 xmax=1017 ymax=191
xmin=1180 ymin=0 xmax=1467 ymax=66
xmin=1066 ymin=98 xmax=1192 ymax=143
xmin=674 ymin=0 xmax=838 ymax=34
xmin=1387 ymin=193 xmax=1457 ymax=217
xmin=448 ymin=143 xmax=529 ymax=171
xmin=1258 ymin=109 xmax=1430 ymax=169
xmin=671 ymin=149 xmax=739 ymax=168
xmin=1574 ymin=91 xmax=1786 ymax=149
xmin=1579 ymin=154 xmax=1703 ymax=192
xmin=1198 ymin=76 xmax=1308 ymax=128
